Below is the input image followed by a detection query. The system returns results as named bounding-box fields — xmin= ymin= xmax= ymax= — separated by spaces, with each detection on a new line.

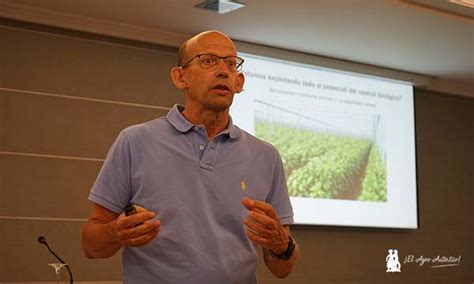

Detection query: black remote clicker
xmin=124 ymin=204 xmax=137 ymax=216
xmin=123 ymin=204 xmax=143 ymax=227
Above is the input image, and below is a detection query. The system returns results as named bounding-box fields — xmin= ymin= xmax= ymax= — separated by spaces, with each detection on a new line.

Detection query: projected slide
xmin=231 ymin=53 xmax=418 ymax=229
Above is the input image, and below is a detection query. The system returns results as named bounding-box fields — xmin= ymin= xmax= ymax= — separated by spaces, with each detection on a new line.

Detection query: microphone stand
xmin=38 ymin=236 xmax=74 ymax=284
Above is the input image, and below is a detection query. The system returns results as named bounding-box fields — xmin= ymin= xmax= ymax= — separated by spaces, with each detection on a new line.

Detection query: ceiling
xmin=0 ymin=0 xmax=473 ymax=97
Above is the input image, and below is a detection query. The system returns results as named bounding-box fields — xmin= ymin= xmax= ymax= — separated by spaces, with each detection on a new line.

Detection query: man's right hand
xmin=115 ymin=205 xmax=161 ymax=247
xmin=82 ymin=203 xmax=161 ymax=258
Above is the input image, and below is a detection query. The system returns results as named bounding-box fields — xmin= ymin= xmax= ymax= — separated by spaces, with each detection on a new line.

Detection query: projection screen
xmin=231 ymin=52 xmax=418 ymax=229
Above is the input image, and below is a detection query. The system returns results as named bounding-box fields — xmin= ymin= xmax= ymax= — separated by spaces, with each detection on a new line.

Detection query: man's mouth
xmin=212 ymin=84 xmax=231 ymax=91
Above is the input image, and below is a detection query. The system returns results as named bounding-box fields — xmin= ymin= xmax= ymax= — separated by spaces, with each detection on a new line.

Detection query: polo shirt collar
xmin=166 ymin=104 xmax=241 ymax=139
xmin=226 ymin=116 xmax=241 ymax=139
xmin=166 ymin=104 xmax=194 ymax=132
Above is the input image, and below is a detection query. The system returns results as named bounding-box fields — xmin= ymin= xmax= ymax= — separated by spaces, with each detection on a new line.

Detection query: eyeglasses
xmin=179 ymin=54 xmax=244 ymax=72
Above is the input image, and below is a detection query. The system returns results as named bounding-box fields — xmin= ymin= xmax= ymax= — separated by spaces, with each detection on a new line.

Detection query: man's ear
xmin=235 ymin=72 xmax=245 ymax=93
xmin=170 ymin=67 xmax=187 ymax=90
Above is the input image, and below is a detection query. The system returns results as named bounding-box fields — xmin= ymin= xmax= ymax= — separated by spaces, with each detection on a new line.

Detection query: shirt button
xmin=194 ymin=126 xmax=200 ymax=132
xmin=198 ymin=145 xmax=205 ymax=151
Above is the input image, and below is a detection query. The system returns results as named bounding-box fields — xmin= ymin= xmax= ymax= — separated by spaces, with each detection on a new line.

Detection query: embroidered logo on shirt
xmin=241 ymin=180 xmax=247 ymax=192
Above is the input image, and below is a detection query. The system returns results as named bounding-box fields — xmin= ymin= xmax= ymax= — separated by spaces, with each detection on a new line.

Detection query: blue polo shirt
xmin=89 ymin=104 xmax=294 ymax=284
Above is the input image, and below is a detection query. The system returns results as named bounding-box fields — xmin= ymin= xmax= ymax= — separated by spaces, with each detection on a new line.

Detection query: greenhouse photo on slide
xmin=255 ymin=100 xmax=388 ymax=203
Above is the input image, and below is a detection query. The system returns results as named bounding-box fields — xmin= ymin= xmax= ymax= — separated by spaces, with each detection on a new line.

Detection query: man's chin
xmin=205 ymin=98 xmax=233 ymax=112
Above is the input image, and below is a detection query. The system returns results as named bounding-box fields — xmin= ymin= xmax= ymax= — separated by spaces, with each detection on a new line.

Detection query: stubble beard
xmin=204 ymin=93 xmax=234 ymax=112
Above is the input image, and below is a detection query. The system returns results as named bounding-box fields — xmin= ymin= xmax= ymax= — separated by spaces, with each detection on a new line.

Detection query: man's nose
xmin=215 ymin=59 xmax=229 ymax=77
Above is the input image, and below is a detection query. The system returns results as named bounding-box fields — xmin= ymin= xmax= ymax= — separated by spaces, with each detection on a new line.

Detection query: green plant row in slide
xmin=358 ymin=146 xmax=387 ymax=201
xmin=256 ymin=121 xmax=387 ymax=201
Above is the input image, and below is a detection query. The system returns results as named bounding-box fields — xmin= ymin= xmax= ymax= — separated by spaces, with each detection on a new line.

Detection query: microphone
xmin=37 ymin=236 xmax=74 ymax=284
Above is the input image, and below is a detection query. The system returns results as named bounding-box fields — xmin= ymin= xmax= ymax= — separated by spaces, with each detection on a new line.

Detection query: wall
xmin=0 ymin=20 xmax=180 ymax=282
xmin=0 ymin=20 xmax=472 ymax=283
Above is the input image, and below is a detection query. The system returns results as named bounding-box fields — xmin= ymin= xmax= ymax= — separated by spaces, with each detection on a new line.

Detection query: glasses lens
xmin=199 ymin=55 xmax=218 ymax=67
xmin=224 ymin=57 xmax=237 ymax=71
xmin=196 ymin=54 xmax=244 ymax=71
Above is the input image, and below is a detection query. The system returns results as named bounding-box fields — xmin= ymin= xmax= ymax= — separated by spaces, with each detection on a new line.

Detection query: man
xmin=82 ymin=30 xmax=299 ymax=283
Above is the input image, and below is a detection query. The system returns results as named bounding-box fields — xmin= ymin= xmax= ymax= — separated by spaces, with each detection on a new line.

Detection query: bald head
xmin=177 ymin=30 xmax=237 ymax=66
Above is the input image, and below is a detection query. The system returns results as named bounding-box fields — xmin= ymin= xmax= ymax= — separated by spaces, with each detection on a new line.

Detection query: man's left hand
xmin=241 ymin=197 xmax=289 ymax=254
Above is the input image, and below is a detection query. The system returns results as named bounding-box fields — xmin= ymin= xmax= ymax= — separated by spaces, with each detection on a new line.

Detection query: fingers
xmin=118 ymin=211 xmax=155 ymax=228
xmin=241 ymin=198 xmax=288 ymax=251
xmin=243 ymin=219 xmax=286 ymax=251
xmin=245 ymin=226 xmax=273 ymax=249
xmin=241 ymin=197 xmax=277 ymax=219
xmin=241 ymin=198 xmax=278 ymax=230
xmin=118 ymin=218 xmax=161 ymax=238
xmin=243 ymin=215 xmax=275 ymax=239
xmin=129 ymin=229 xmax=159 ymax=246
xmin=241 ymin=197 xmax=253 ymax=210
xmin=243 ymin=211 xmax=281 ymax=238
xmin=252 ymin=200 xmax=278 ymax=219
xmin=132 ymin=205 xmax=148 ymax=213
xmin=116 ymin=208 xmax=161 ymax=247
xmin=246 ymin=211 xmax=277 ymax=230
xmin=122 ymin=221 xmax=160 ymax=247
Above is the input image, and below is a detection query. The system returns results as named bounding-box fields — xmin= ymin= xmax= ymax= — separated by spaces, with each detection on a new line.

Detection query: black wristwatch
xmin=271 ymin=235 xmax=295 ymax=260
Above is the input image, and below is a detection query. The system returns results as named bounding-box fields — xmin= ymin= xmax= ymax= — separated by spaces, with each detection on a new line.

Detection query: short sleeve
xmin=266 ymin=149 xmax=294 ymax=225
xmin=88 ymin=130 xmax=132 ymax=213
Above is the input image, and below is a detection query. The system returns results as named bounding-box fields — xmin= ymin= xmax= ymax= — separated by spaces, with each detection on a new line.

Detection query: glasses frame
xmin=178 ymin=53 xmax=244 ymax=72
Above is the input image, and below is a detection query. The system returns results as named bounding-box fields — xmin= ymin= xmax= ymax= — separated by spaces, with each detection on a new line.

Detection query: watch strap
xmin=271 ymin=235 xmax=295 ymax=260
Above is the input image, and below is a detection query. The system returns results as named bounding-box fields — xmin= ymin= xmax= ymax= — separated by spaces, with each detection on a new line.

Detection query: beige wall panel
xmin=258 ymin=228 xmax=471 ymax=283
xmin=415 ymin=91 xmax=474 ymax=142
xmin=417 ymin=139 xmax=473 ymax=189
xmin=419 ymin=182 xmax=473 ymax=233
xmin=0 ymin=282 xmax=121 ymax=284
xmin=1 ymin=20 xmax=473 ymax=284
xmin=0 ymin=154 xmax=101 ymax=218
xmin=0 ymin=219 xmax=121 ymax=282
xmin=0 ymin=93 xmax=7 ymax=148
xmin=0 ymin=89 xmax=168 ymax=158
xmin=416 ymin=138 xmax=473 ymax=216
xmin=0 ymin=26 xmax=183 ymax=107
